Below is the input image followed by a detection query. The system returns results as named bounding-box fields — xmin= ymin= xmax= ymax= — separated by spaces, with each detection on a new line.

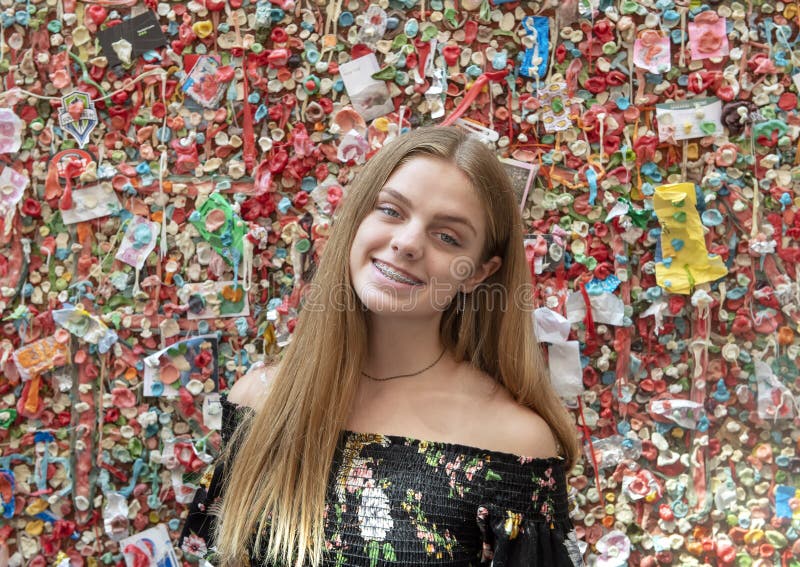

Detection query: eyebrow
xmin=379 ymin=188 xmax=478 ymax=237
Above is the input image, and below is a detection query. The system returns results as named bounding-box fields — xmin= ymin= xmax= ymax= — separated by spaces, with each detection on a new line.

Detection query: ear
xmin=461 ymin=255 xmax=502 ymax=294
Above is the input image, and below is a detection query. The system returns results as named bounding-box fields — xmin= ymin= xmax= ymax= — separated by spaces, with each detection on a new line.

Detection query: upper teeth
xmin=374 ymin=261 xmax=421 ymax=285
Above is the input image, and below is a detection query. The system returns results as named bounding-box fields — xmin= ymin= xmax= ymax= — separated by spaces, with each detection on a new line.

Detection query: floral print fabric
xmin=179 ymin=398 xmax=584 ymax=566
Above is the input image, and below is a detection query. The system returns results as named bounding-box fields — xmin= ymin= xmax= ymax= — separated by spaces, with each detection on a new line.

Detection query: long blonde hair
xmin=215 ymin=127 xmax=580 ymax=566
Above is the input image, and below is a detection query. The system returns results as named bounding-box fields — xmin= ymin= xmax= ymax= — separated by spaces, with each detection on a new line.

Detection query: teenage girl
xmin=180 ymin=126 xmax=584 ymax=566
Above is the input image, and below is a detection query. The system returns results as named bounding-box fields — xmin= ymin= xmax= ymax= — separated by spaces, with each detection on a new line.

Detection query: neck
xmin=362 ymin=312 xmax=451 ymax=380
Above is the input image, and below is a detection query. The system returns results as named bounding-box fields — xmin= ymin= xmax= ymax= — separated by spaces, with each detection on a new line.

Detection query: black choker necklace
xmin=360 ymin=347 xmax=447 ymax=382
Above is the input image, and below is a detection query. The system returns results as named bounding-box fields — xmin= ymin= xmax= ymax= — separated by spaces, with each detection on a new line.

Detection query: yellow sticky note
xmin=654 ymin=182 xmax=728 ymax=294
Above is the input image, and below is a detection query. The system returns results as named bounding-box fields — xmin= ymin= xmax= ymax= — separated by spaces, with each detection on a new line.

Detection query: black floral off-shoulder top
xmin=178 ymin=397 xmax=585 ymax=566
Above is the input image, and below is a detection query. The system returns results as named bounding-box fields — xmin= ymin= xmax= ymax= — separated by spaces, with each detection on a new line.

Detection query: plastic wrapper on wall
xmin=1 ymin=0 xmax=800 ymax=565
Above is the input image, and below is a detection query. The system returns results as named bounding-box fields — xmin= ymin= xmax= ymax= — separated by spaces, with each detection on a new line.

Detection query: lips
xmin=372 ymin=259 xmax=424 ymax=285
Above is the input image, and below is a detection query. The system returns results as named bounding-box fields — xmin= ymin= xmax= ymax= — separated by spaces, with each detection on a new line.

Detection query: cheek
xmin=352 ymin=220 xmax=383 ymax=252
xmin=440 ymin=252 xmax=479 ymax=280
xmin=349 ymin=224 xmax=374 ymax=265
xmin=348 ymin=240 xmax=362 ymax=273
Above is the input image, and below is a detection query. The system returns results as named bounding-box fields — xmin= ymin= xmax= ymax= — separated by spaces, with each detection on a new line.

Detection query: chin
xmin=353 ymin=285 xmax=433 ymax=319
xmin=355 ymin=287 xmax=414 ymax=314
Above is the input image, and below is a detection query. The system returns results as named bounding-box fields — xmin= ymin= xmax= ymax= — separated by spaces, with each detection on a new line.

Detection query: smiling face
xmin=348 ymin=156 xmax=502 ymax=317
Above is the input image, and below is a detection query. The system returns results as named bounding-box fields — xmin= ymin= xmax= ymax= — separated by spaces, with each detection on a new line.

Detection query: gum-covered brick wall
xmin=1 ymin=0 xmax=799 ymax=564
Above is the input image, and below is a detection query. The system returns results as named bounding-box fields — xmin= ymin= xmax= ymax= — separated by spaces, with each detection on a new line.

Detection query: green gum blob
xmin=420 ymin=24 xmax=438 ymax=42
xmin=765 ymin=530 xmax=788 ymax=549
xmin=620 ymin=0 xmax=639 ymax=14
xmin=392 ymin=33 xmax=408 ymax=49
xmin=606 ymin=152 xmax=624 ymax=169
xmin=128 ymin=437 xmax=144 ymax=458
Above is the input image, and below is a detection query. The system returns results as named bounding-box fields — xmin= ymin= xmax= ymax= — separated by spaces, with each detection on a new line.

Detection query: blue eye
xmin=439 ymin=233 xmax=461 ymax=246
xmin=377 ymin=206 xmax=400 ymax=218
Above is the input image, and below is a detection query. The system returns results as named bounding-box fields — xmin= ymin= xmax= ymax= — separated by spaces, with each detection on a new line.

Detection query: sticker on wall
xmin=183 ymin=55 xmax=228 ymax=109
xmin=46 ymin=148 xmax=95 ymax=211
xmin=755 ymin=360 xmax=796 ymax=420
xmin=177 ymin=281 xmax=250 ymax=319
xmin=97 ymin=11 xmax=168 ymax=68
xmin=120 ymin=524 xmax=179 ymax=567
xmin=52 ymin=306 xmax=119 ymax=353
xmin=633 ymin=30 xmax=671 ymax=74
xmin=655 ymin=97 xmax=723 ymax=142
xmin=519 ymin=16 xmax=550 ymax=79
xmin=57 ymin=92 xmax=98 ymax=148
xmin=538 ymin=82 xmax=572 ymax=132
xmin=60 ymin=184 xmax=122 ymax=224
xmin=12 ymin=336 xmax=70 ymax=381
xmin=500 ymin=158 xmax=540 ymax=207
xmin=688 ymin=11 xmax=729 ymax=60
xmin=0 ymin=109 xmax=23 ymax=154
xmin=188 ymin=193 xmax=246 ymax=268
xmin=339 ymin=53 xmax=395 ymax=121
xmin=0 ymin=166 xmax=28 ymax=229
xmin=116 ymin=216 xmax=160 ymax=271
xmin=534 ymin=308 xmax=583 ymax=399
xmin=653 ymin=182 xmax=728 ymax=294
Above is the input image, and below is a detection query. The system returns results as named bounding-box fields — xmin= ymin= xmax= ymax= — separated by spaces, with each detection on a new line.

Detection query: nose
xmin=391 ymin=222 xmax=423 ymax=260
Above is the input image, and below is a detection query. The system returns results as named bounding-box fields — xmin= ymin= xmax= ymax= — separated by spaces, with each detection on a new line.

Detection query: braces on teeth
xmin=375 ymin=261 xmax=420 ymax=284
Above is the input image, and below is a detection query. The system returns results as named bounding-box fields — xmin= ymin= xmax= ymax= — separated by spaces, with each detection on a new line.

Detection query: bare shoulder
xmin=488 ymin=390 xmax=560 ymax=459
xmin=460 ymin=369 xmax=560 ymax=459
xmin=227 ymin=362 xmax=278 ymax=410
